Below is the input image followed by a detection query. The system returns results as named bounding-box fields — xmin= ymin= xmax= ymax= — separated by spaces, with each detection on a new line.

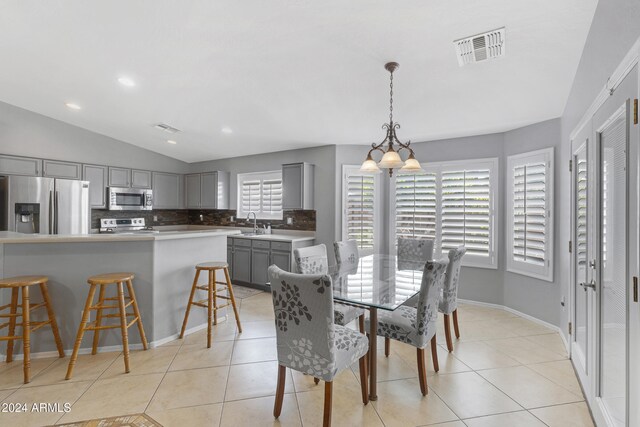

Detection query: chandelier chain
xmin=389 ymin=70 xmax=394 ymax=124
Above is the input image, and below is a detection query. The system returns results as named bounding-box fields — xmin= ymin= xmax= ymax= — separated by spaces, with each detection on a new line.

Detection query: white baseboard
xmin=457 ymin=298 xmax=570 ymax=353
xmin=0 ymin=316 xmax=227 ymax=361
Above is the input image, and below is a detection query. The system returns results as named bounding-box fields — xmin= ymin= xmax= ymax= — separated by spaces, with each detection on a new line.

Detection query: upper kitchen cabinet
xmin=82 ymin=164 xmax=108 ymax=208
xmin=185 ymin=171 xmax=229 ymax=209
xmin=108 ymin=167 xmax=151 ymax=189
xmin=0 ymin=154 xmax=42 ymax=176
xmin=282 ymin=162 xmax=314 ymax=210
xmin=43 ymin=160 xmax=82 ymax=179
xmin=152 ymin=172 xmax=183 ymax=209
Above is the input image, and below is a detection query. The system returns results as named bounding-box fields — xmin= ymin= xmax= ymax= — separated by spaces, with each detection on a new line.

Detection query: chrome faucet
xmin=246 ymin=212 xmax=258 ymax=233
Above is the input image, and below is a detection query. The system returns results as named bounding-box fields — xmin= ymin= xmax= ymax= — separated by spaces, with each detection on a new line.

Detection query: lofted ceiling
xmin=0 ymin=1 xmax=597 ymax=163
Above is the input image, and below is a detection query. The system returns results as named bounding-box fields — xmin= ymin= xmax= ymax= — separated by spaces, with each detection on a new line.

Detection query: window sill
xmin=506 ymin=266 xmax=554 ymax=282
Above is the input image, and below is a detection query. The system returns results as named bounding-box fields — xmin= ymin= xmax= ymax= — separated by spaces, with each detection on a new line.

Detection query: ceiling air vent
xmin=454 ymin=27 xmax=505 ymax=66
xmin=154 ymin=123 xmax=181 ymax=134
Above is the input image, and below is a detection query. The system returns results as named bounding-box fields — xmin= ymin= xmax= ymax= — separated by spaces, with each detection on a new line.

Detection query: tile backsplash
xmin=91 ymin=209 xmax=316 ymax=231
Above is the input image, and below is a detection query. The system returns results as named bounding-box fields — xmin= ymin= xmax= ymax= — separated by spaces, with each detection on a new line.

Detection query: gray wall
xmin=0 ymin=101 xmax=190 ymax=174
xmin=558 ymin=0 xmax=640 ymax=339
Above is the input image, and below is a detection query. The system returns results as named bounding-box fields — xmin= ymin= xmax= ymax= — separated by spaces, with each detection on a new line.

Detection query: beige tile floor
xmin=0 ymin=292 xmax=595 ymax=427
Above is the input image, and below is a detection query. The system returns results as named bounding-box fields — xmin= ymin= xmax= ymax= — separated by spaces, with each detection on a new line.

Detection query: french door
xmin=571 ymin=65 xmax=639 ymax=427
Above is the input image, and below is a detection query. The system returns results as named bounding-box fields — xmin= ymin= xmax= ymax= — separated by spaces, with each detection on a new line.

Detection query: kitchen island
xmin=0 ymin=228 xmax=242 ymax=356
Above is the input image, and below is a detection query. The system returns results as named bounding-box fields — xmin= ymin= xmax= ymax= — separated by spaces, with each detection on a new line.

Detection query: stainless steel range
xmin=99 ymin=218 xmax=158 ymax=234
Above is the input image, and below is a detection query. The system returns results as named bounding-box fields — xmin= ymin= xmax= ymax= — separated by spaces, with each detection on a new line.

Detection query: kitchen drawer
xmin=271 ymin=241 xmax=292 ymax=252
xmin=252 ymin=240 xmax=270 ymax=249
xmin=233 ymin=238 xmax=252 ymax=247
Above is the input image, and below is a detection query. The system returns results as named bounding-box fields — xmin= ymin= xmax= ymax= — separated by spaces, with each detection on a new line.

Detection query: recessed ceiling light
xmin=167 ymin=140 xmax=177 ymax=145
xmin=221 ymin=127 xmax=233 ymax=134
xmin=117 ymin=76 xmax=136 ymax=87
xmin=65 ymin=102 xmax=82 ymax=110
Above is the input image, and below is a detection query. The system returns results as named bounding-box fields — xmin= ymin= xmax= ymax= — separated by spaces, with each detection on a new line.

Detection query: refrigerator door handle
xmin=49 ymin=190 xmax=54 ymax=234
xmin=54 ymin=190 xmax=60 ymax=234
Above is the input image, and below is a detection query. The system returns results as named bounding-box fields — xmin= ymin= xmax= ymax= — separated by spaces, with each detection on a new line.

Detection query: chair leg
xmin=210 ymin=270 xmax=217 ymax=326
xmin=323 ymin=381 xmax=333 ymax=427
xmin=39 ymin=282 xmax=65 ymax=358
xmin=384 ymin=337 xmax=390 ymax=357
xmin=358 ymin=314 xmax=365 ymax=334
xmin=21 ymin=286 xmax=30 ymax=384
xmin=358 ymin=354 xmax=369 ymax=405
xmin=179 ymin=269 xmax=200 ymax=339
xmin=430 ymin=336 xmax=440 ymax=373
xmin=207 ymin=273 xmax=213 ymax=349
xmin=66 ymin=284 xmax=98 ymax=380
xmin=452 ymin=309 xmax=460 ymax=339
xmin=273 ymin=365 xmax=286 ymax=418
xmin=416 ymin=348 xmax=428 ymax=396
xmin=223 ymin=267 xmax=243 ymax=333
xmin=5 ymin=288 xmax=19 ymax=363
xmin=125 ymin=279 xmax=148 ymax=350
xmin=116 ymin=281 xmax=131 ymax=374
xmin=444 ymin=314 xmax=454 ymax=353
xmin=91 ymin=284 xmax=106 ymax=355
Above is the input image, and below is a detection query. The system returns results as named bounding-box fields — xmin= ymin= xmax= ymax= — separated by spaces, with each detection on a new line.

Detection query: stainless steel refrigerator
xmin=0 ymin=175 xmax=90 ymax=234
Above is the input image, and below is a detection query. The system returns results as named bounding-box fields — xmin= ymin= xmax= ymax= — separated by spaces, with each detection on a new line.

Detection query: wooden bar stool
xmin=179 ymin=262 xmax=242 ymax=348
xmin=66 ymin=272 xmax=148 ymax=380
xmin=0 ymin=276 xmax=65 ymax=384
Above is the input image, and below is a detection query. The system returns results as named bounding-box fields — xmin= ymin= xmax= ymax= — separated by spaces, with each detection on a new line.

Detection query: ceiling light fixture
xmin=167 ymin=140 xmax=177 ymax=145
xmin=65 ymin=102 xmax=82 ymax=110
xmin=221 ymin=127 xmax=233 ymax=134
xmin=117 ymin=76 xmax=136 ymax=87
xmin=360 ymin=62 xmax=424 ymax=177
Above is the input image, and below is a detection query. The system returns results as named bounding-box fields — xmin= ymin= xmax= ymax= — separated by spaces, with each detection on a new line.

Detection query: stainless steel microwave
xmin=108 ymin=187 xmax=153 ymax=211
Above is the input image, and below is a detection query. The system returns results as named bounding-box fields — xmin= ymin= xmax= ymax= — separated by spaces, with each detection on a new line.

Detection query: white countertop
xmin=229 ymin=233 xmax=316 ymax=243
xmin=0 ymin=229 xmax=241 ymax=244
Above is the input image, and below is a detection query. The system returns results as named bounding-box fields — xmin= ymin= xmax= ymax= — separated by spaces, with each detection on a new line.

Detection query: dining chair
xmin=365 ymin=258 xmax=449 ymax=396
xmin=268 ymin=265 xmax=369 ymax=427
xmin=440 ymin=246 xmax=467 ymax=352
xmin=333 ymin=240 xmax=359 ymax=269
xmin=294 ymin=244 xmax=366 ymax=333
xmin=397 ymin=237 xmax=434 ymax=270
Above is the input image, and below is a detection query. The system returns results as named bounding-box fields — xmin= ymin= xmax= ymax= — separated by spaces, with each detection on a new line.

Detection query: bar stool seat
xmin=180 ymin=261 xmax=242 ymax=348
xmin=0 ymin=275 xmax=64 ymax=383
xmin=66 ymin=272 xmax=147 ymax=380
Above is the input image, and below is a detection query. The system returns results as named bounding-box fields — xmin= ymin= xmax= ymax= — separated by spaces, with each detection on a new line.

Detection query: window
xmin=342 ymin=165 xmax=380 ymax=255
xmin=237 ymin=171 xmax=283 ymax=220
xmin=391 ymin=158 xmax=498 ymax=269
xmin=506 ymin=148 xmax=554 ymax=281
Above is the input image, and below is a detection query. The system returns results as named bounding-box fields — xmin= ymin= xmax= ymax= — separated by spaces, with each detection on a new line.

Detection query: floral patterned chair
xmin=294 ymin=244 xmax=365 ymax=333
xmin=268 ymin=265 xmax=369 ymax=426
xmin=365 ymin=259 xmax=449 ymax=396
xmin=397 ymin=237 xmax=434 ymax=270
xmin=440 ymin=246 xmax=467 ymax=352
xmin=333 ymin=240 xmax=359 ymax=269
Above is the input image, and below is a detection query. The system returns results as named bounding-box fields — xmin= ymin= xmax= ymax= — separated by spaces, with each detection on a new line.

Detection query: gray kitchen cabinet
xmin=185 ymin=174 xmax=202 ymax=208
xmin=108 ymin=167 xmax=131 ymax=188
xmin=271 ymin=250 xmax=292 ymax=272
xmin=232 ymin=244 xmax=252 ymax=283
xmin=152 ymin=172 xmax=183 ymax=209
xmin=43 ymin=160 xmax=82 ymax=179
xmin=185 ymin=171 xmax=229 ymax=209
xmin=131 ymin=169 xmax=152 ymax=189
xmin=251 ymin=246 xmax=271 ymax=285
xmin=0 ymin=154 xmax=42 ymax=176
xmin=82 ymin=164 xmax=108 ymax=209
xmin=227 ymin=243 xmax=234 ymax=278
xmin=282 ymin=162 xmax=314 ymax=210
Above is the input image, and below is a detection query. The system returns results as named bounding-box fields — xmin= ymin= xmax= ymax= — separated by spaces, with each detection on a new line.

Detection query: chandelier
xmin=360 ymin=62 xmax=424 ymax=177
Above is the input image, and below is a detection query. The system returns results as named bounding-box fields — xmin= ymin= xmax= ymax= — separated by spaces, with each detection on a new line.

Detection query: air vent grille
xmin=455 ymin=27 xmax=505 ymax=66
xmin=154 ymin=123 xmax=181 ymax=134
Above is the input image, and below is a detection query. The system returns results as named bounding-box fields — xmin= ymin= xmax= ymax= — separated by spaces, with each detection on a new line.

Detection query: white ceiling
xmin=0 ymin=1 xmax=597 ymax=163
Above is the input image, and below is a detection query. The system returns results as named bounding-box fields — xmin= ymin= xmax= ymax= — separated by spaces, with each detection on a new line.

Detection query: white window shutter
xmin=395 ymin=173 xmax=437 ymax=242
xmin=345 ymin=173 xmax=376 ymax=251
xmin=237 ymin=171 xmax=283 ymax=220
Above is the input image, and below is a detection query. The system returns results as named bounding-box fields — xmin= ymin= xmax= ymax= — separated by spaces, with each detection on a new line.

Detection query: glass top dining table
xmin=328 ymin=254 xmax=426 ymax=401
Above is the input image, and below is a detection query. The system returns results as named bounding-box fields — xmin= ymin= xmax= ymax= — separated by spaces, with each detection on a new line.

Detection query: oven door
xmin=108 ymin=187 xmax=153 ymax=210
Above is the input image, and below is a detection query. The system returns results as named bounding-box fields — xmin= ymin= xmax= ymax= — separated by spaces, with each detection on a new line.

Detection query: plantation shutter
xmin=238 ymin=171 xmax=283 ymax=219
xmin=395 ymin=172 xmax=437 ymax=242
xmin=512 ymin=162 xmax=547 ymax=265
xmin=262 ymin=178 xmax=283 ymax=215
xmin=345 ymin=172 xmax=376 ymax=251
xmin=506 ymin=148 xmax=553 ymax=281
xmin=241 ymin=179 xmax=261 ymax=214
xmin=576 ymin=157 xmax=588 ymax=267
xmin=441 ymin=168 xmax=492 ymax=257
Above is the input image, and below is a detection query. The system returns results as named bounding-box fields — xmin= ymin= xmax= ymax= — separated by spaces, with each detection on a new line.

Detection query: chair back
xmin=268 ymin=265 xmax=336 ymax=377
xmin=413 ymin=258 xmax=449 ymax=347
xmin=333 ymin=240 xmax=359 ymax=269
xmin=397 ymin=237 xmax=434 ymax=270
xmin=439 ymin=246 xmax=466 ymax=314
xmin=294 ymin=243 xmax=329 ymax=274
